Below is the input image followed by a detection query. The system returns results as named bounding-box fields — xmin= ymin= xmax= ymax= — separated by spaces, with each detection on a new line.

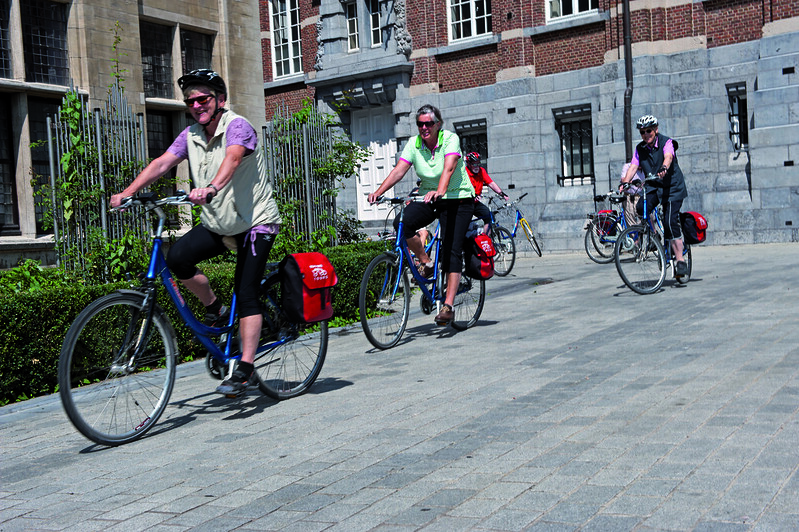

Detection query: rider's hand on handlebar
xmin=367 ymin=192 xmax=381 ymax=204
xmin=424 ymin=190 xmax=443 ymax=204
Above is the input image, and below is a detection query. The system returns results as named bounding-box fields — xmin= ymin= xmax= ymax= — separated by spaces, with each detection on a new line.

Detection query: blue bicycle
xmin=58 ymin=192 xmax=327 ymax=446
xmin=613 ymin=178 xmax=692 ymax=294
xmin=358 ymin=196 xmax=486 ymax=349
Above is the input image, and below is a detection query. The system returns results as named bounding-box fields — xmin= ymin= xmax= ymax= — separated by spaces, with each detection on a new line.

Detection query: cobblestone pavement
xmin=2 ymin=243 xmax=798 ymax=531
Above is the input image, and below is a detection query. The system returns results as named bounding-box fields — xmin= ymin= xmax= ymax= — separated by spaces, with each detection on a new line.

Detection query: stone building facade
xmin=0 ymin=0 xmax=265 ymax=267
xmin=260 ymin=0 xmax=799 ymax=250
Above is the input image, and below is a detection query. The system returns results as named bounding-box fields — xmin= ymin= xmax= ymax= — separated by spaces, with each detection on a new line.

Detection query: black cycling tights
xmin=637 ymin=191 xmax=684 ymax=241
xmin=166 ymin=224 xmax=275 ymax=318
xmin=394 ymin=198 xmax=475 ymax=273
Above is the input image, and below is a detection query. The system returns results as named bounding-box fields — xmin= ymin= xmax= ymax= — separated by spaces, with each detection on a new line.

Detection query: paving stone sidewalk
xmin=1 ymin=243 xmax=798 ymax=531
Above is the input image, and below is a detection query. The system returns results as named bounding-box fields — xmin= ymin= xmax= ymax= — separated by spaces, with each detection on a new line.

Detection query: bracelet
xmin=208 ymin=183 xmax=219 ymax=195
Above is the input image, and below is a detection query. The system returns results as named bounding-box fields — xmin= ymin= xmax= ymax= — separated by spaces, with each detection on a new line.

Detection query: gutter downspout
xmin=623 ymin=0 xmax=634 ymax=161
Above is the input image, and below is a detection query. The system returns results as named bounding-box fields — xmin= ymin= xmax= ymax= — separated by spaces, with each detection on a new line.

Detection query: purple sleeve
xmin=630 ymin=147 xmax=640 ymax=166
xmin=663 ymin=139 xmax=675 ymax=156
xmin=167 ymin=128 xmax=190 ymax=159
xmin=226 ymin=118 xmax=258 ymax=154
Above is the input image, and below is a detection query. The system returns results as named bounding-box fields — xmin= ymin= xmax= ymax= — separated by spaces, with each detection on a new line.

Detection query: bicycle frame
xmin=379 ymin=197 xmax=448 ymax=308
xmin=143 ymin=235 xmax=237 ymax=359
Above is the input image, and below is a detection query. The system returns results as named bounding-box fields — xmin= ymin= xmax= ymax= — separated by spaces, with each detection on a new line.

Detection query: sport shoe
xmin=204 ymin=305 xmax=230 ymax=327
xmin=216 ymin=367 xmax=252 ymax=396
xmin=434 ymin=304 xmax=454 ymax=326
xmin=417 ymin=262 xmax=435 ymax=279
xmin=675 ymin=260 xmax=688 ymax=277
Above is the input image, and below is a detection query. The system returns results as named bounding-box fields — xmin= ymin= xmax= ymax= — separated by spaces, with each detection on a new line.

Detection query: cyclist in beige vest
xmin=111 ymin=69 xmax=281 ymax=396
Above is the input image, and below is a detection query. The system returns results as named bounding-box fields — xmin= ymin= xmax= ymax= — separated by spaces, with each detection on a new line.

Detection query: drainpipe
xmin=623 ymin=0 xmax=633 ymax=161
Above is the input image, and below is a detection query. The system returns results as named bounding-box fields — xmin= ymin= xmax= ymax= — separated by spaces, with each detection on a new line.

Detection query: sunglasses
xmin=184 ymin=94 xmax=215 ymax=106
xmin=639 ymin=128 xmax=655 ymax=135
xmin=416 ymin=120 xmax=437 ymax=129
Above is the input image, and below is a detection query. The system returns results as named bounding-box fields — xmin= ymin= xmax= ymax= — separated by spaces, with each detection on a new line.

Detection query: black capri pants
xmin=394 ymin=198 xmax=474 ymax=274
xmin=166 ymin=224 xmax=275 ymax=318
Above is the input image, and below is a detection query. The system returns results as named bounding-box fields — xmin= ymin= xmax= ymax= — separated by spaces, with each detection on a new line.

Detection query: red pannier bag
xmin=680 ymin=211 xmax=708 ymax=244
xmin=464 ymin=233 xmax=497 ymax=280
xmin=279 ymin=252 xmax=338 ymax=323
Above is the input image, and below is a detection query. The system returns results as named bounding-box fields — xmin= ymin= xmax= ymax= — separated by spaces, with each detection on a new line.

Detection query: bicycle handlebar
xmin=112 ymin=191 xmax=194 ymax=212
xmin=112 ymin=190 xmax=212 ymax=212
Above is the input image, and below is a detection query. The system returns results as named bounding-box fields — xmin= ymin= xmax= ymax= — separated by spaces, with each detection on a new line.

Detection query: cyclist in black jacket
xmin=620 ymin=115 xmax=689 ymax=278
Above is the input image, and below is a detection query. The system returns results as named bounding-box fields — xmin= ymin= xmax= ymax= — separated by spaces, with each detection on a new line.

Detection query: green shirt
xmin=399 ymin=129 xmax=474 ymax=200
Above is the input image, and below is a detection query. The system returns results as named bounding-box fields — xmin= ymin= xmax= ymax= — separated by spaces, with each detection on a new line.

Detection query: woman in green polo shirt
xmin=367 ymin=104 xmax=475 ymax=326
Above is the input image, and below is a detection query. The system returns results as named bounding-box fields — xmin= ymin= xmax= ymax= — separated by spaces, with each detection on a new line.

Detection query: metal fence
xmin=46 ymin=84 xmax=148 ymax=272
xmin=46 ymin=91 xmax=336 ymax=275
xmin=262 ymin=106 xmax=336 ymax=244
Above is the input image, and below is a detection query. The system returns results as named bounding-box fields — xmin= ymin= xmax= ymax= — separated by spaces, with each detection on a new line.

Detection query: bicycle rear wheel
xmin=359 ymin=252 xmax=411 ymax=349
xmin=584 ymin=216 xmax=616 ymax=264
xmin=520 ymin=218 xmax=542 ymax=257
xmin=58 ymin=291 xmax=177 ymax=446
xmin=450 ymin=274 xmax=486 ymax=331
xmin=254 ymin=277 xmax=327 ymax=400
xmin=491 ymin=225 xmax=516 ymax=276
xmin=615 ymin=225 xmax=666 ymax=294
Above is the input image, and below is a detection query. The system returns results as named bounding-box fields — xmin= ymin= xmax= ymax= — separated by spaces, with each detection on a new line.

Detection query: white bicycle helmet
xmin=636 ymin=115 xmax=658 ymax=129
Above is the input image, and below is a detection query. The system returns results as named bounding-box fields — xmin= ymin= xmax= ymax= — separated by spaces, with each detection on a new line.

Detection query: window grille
xmin=271 ymin=0 xmax=302 ymax=78
xmin=0 ymin=97 xmax=18 ymax=235
xmin=727 ymin=83 xmax=748 ymax=151
xmin=29 ymin=97 xmax=61 ymax=233
xmin=21 ymin=0 xmax=69 ymax=85
xmin=448 ymin=0 xmax=492 ymax=42
xmin=181 ymin=30 xmax=214 ymax=74
xmin=0 ymin=0 xmax=11 ymax=79
xmin=553 ymin=105 xmax=594 ymax=186
xmin=140 ymin=21 xmax=174 ymax=99
xmin=454 ymin=119 xmax=488 ymax=161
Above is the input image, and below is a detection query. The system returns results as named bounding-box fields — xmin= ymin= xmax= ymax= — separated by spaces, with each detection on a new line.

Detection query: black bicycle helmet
xmin=466 ymin=151 xmax=481 ymax=164
xmin=177 ymin=69 xmax=227 ymax=95
xmin=636 ymin=114 xmax=658 ymax=129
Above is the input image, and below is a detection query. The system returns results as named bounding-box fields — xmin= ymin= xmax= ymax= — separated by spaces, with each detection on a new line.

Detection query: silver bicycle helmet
xmin=636 ymin=115 xmax=658 ymax=129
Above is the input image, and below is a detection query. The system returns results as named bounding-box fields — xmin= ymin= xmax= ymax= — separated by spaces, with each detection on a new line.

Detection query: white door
xmin=351 ymin=107 xmax=397 ymax=221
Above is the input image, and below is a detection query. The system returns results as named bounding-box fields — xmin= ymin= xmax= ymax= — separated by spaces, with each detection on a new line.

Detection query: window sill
xmin=264 ymin=73 xmax=306 ymax=90
xmin=430 ymin=34 xmax=501 ymax=57
xmin=527 ymin=11 xmax=609 ymax=37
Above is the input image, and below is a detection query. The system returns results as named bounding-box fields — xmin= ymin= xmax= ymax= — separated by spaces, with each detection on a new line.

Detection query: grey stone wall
xmin=387 ymin=32 xmax=799 ymax=252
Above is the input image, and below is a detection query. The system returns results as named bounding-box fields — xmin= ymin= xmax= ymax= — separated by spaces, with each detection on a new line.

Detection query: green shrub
xmin=0 ymin=240 xmax=387 ymax=405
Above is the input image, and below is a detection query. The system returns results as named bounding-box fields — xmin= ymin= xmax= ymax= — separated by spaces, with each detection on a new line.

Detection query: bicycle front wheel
xmin=521 ymin=218 xmax=542 ymax=257
xmin=450 ymin=274 xmax=486 ymax=331
xmin=584 ymin=217 xmax=616 ymax=264
xmin=359 ymin=252 xmax=411 ymax=349
xmin=491 ymin=226 xmax=516 ymax=276
xmin=58 ymin=291 xmax=177 ymax=446
xmin=614 ymin=225 xmax=666 ymax=294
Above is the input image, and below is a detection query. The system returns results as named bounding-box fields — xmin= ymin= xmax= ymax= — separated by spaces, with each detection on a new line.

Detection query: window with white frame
xmin=271 ymin=0 xmax=302 ymax=78
xmin=553 ymin=105 xmax=594 ymax=186
xmin=548 ymin=0 xmax=598 ymax=21
xmin=448 ymin=0 xmax=492 ymax=42
xmin=346 ymin=2 xmax=359 ymax=51
xmin=368 ymin=0 xmax=382 ymax=47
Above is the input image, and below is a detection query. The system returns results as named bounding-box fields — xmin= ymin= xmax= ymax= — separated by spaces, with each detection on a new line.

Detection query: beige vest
xmin=186 ymin=110 xmax=281 ymax=235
